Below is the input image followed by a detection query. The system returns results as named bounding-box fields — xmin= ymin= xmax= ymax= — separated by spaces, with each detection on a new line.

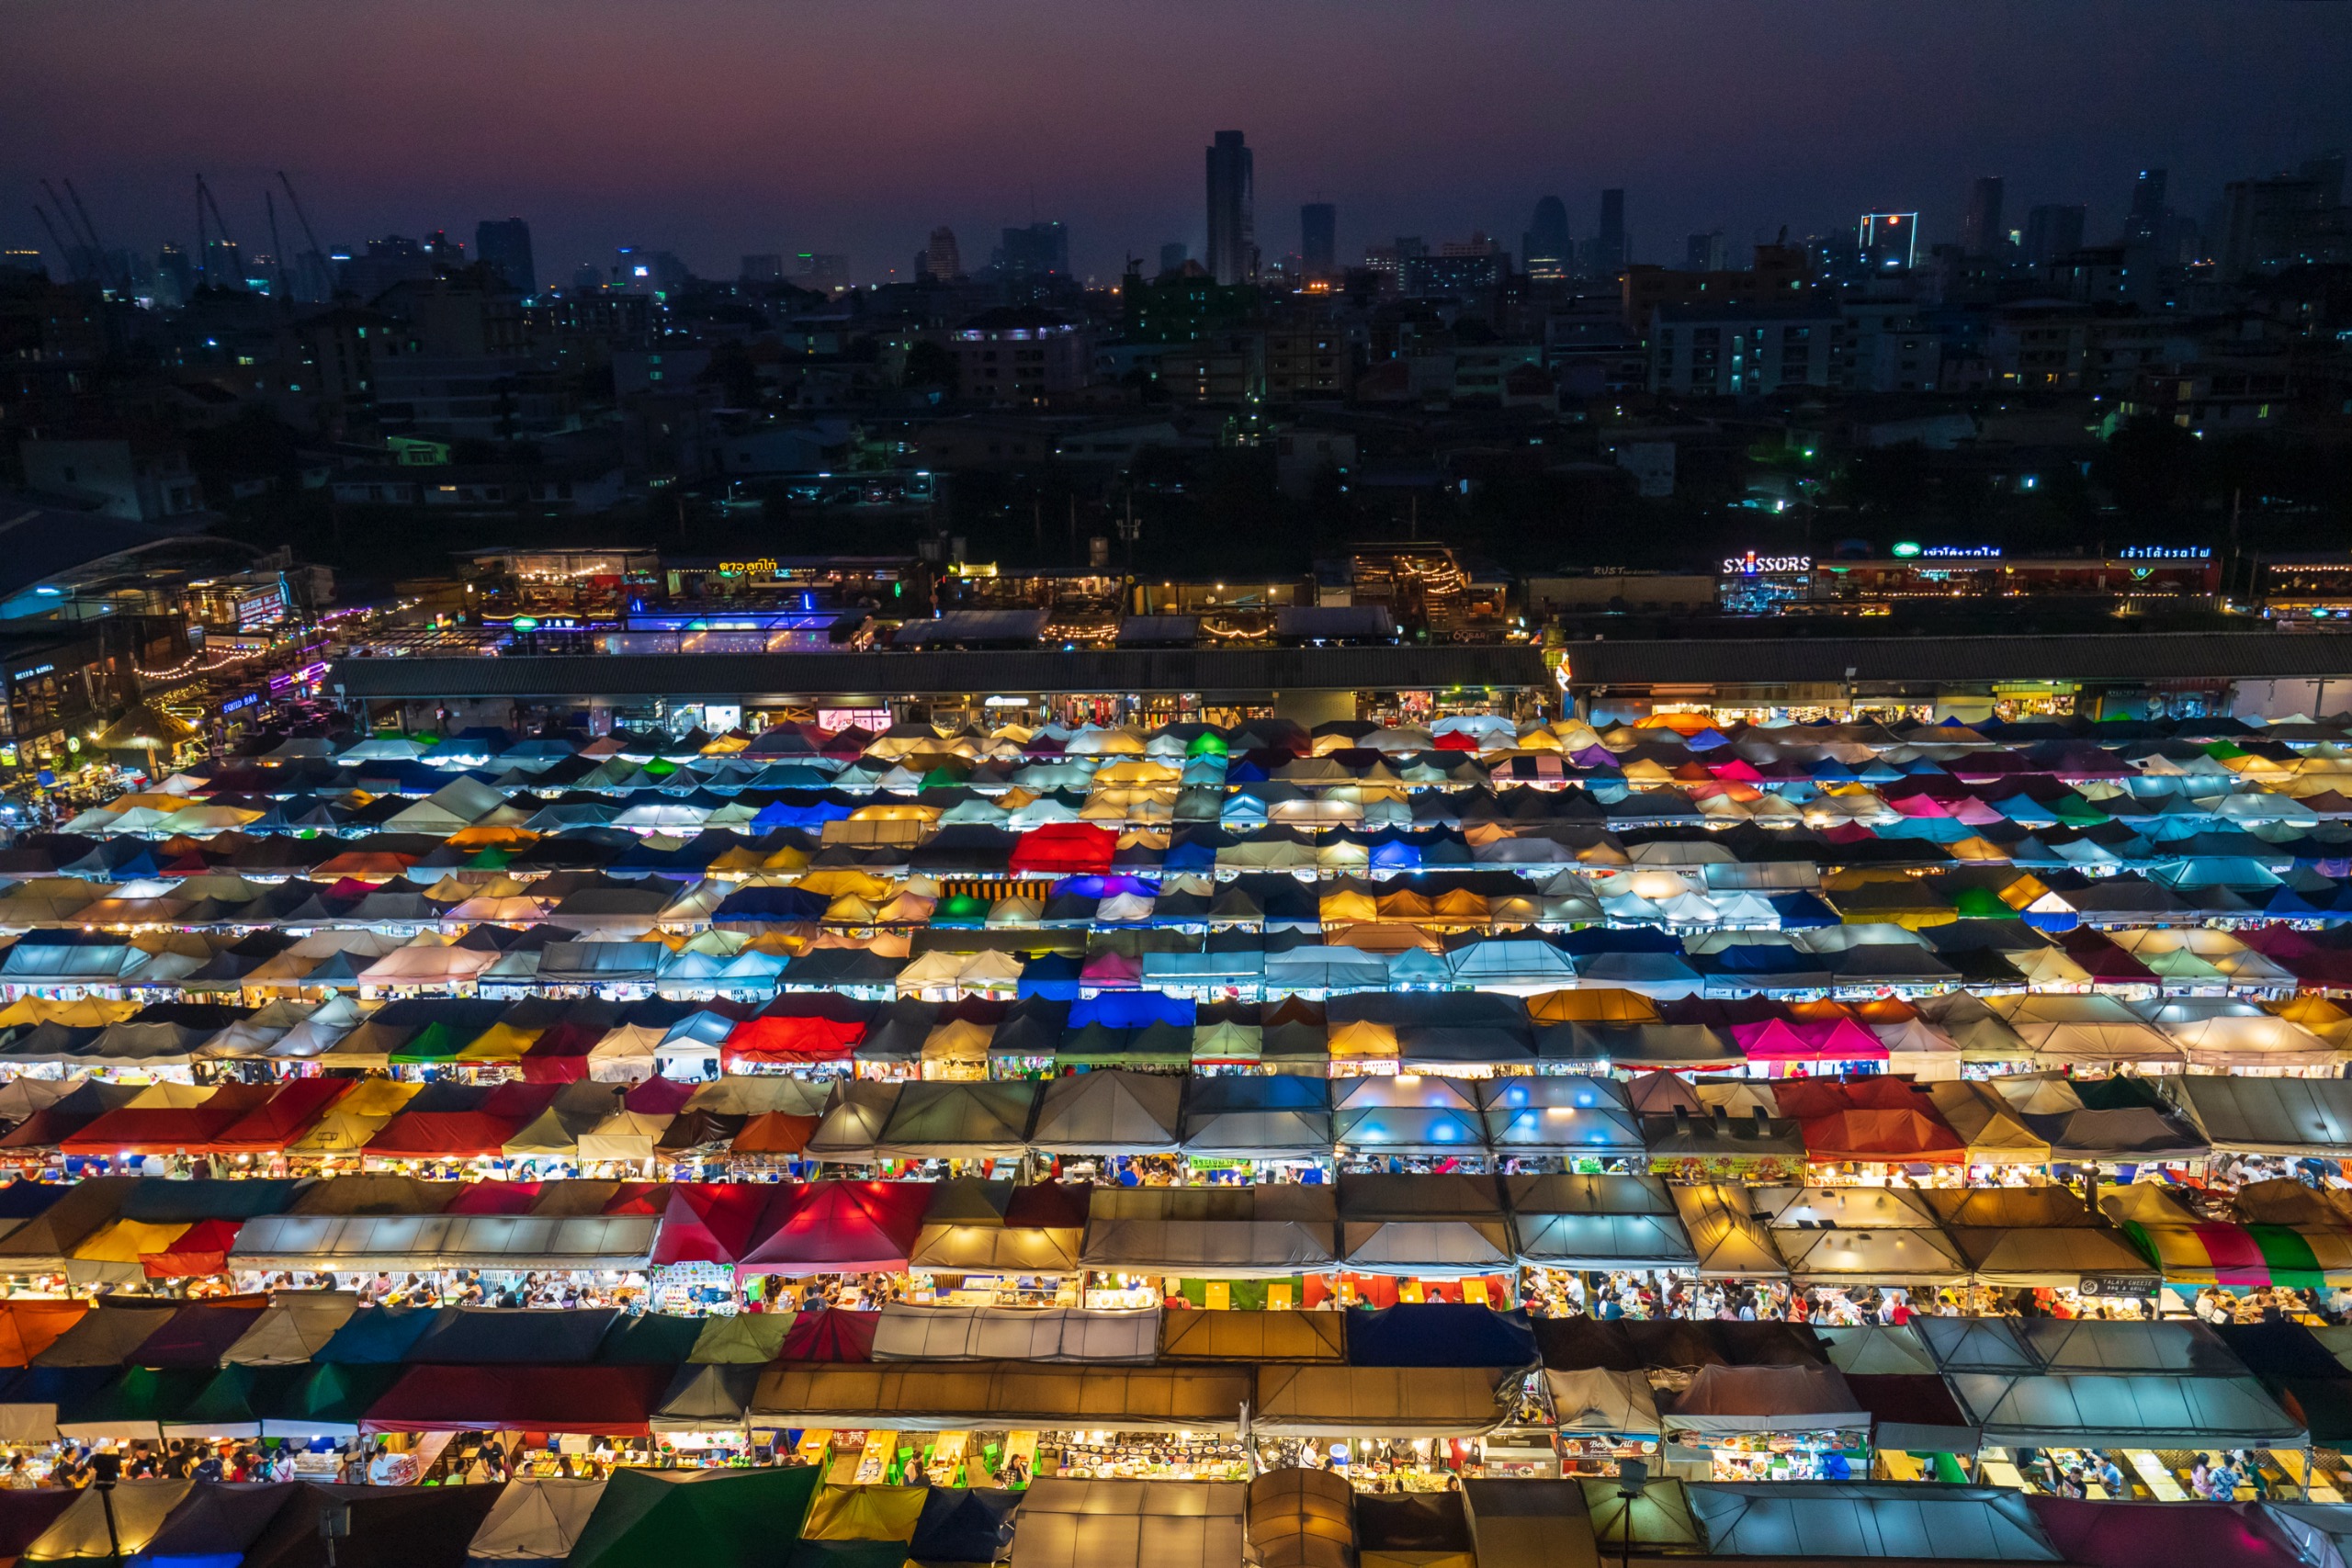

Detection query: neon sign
xmin=1722 ymin=552 xmax=1812 ymax=575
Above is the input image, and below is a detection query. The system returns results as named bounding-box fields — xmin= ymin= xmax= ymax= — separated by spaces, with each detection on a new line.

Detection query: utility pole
xmin=31 ymin=203 xmax=76 ymax=281
xmin=266 ymin=189 xmax=290 ymax=306
xmin=62 ymin=180 xmax=113 ymax=290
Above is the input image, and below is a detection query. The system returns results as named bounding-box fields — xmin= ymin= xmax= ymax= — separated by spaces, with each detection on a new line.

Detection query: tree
xmin=901 ymin=341 xmax=957 ymax=394
xmin=2094 ymin=414 xmax=2211 ymax=520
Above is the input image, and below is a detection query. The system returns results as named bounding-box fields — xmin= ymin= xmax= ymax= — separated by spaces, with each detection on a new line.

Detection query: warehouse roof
xmin=1564 ymin=632 xmax=2352 ymax=689
xmin=330 ymin=645 xmax=1552 ymax=701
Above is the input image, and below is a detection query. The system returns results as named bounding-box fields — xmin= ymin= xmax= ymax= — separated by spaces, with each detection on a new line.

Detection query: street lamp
xmin=90 ymin=1452 xmax=122 ymax=1568
xmin=1613 ymin=1458 xmax=1649 ymax=1568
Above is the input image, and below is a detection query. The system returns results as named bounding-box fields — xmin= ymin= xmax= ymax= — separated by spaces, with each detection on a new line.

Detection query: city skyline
xmin=6 ymin=0 xmax=2349 ymax=287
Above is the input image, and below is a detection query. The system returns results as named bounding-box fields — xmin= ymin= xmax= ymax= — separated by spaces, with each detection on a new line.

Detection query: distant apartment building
xmin=1645 ymin=304 xmax=1837 ymax=396
xmin=795 ymin=254 xmax=850 ymax=292
xmin=949 ymin=309 xmax=1087 ymax=405
xmin=2021 ymin=204 xmax=2087 ymax=267
xmin=614 ymin=247 xmax=688 ymax=299
xmin=474 ymin=219 xmax=537 ymax=295
xmin=17 ymin=436 xmax=203 ymax=522
xmin=1263 ymin=325 xmax=1352 ymax=401
xmin=1621 ymin=244 xmax=1806 ymax=333
xmin=924 ymin=228 xmax=962 ymax=282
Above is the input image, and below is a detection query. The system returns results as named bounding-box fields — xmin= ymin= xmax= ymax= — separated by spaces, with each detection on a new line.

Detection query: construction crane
xmin=39 ymin=180 xmax=92 ymax=281
xmin=276 ymin=171 xmax=326 ymax=301
xmin=266 ymin=188 xmax=289 ymax=303
xmin=30 ymin=200 xmax=78 ymax=281
xmin=192 ymin=175 xmax=236 ymax=291
xmin=62 ymin=180 xmax=114 ymax=290
xmin=277 ymin=171 xmax=324 ymax=257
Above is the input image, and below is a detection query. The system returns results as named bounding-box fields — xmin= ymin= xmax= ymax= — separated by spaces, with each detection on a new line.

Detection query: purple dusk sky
xmin=6 ymin=0 xmax=2349 ymax=286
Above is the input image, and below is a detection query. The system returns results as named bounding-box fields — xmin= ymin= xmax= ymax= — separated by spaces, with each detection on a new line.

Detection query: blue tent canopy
xmin=908 ymin=1487 xmax=1021 ymax=1564
xmin=313 ymin=1306 xmax=445 ymax=1365
xmin=1344 ymin=1303 xmax=1539 ymax=1368
xmin=1017 ymin=954 xmax=1083 ymax=1001
xmin=1069 ymin=992 xmax=1195 ymax=1030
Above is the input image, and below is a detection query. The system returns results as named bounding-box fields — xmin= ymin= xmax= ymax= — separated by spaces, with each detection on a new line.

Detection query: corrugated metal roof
xmin=1564 ymin=632 xmax=2352 ymax=688
xmin=331 ymin=644 xmax=1552 ymax=700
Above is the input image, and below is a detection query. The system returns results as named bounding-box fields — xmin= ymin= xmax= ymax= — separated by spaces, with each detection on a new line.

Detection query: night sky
xmin=8 ymin=0 xmax=2350 ymax=287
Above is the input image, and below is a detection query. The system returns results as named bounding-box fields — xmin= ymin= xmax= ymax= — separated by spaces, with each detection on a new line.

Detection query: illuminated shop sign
xmin=1722 ymin=552 xmax=1813 ymax=575
xmin=1900 ymin=544 xmax=2002 ymax=558
xmin=2116 ymin=546 xmax=2211 ymax=560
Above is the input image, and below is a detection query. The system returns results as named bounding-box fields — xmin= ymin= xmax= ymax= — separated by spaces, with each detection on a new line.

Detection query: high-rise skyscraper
xmin=475 ymin=218 xmax=536 ymax=295
xmin=741 ymin=254 xmax=785 ymax=284
xmin=1522 ymin=196 xmax=1569 ymax=281
xmin=925 ymin=227 xmax=962 ymax=281
xmin=1682 ymin=231 xmax=1727 ymax=271
xmin=999 ymin=221 xmax=1069 ymax=278
xmin=2125 ymin=168 xmax=2167 ymax=245
xmin=1859 ymin=212 xmax=1918 ymax=269
xmin=1159 ymin=242 xmax=1189 ymax=276
xmin=2022 ymin=204 xmax=2086 ymax=265
xmin=1960 ymin=176 xmax=2005 ymax=255
xmin=1300 ymin=203 xmax=1337 ymax=277
xmin=1205 ymin=130 xmax=1256 ymax=286
xmin=1591 ymin=188 xmax=1628 ymax=276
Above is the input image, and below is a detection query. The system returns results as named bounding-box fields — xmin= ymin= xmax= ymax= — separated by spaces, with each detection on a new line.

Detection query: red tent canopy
xmin=141 ymin=1217 xmax=243 ymax=1278
xmin=722 ymin=1015 xmax=865 ymax=1066
xmin=648 ymin=1182 xmax=770 ymax=1265
xmin=519 ymin=1021 xmax=605 ymax=1084
xmin=445 ymin=1181 xmax=542 ymax=1215
xmin=480 ymin=1081 xmax=562 ymax=1120
xmin=208 ymin=1077 xmax=355 ymax=1156
xmin=362 ymin=1362 xmax=671 ymax=1435
xmin=60 ymin=1084 xmax=279 ymax=1156
xmin=1771 ymin=1076 xmax=1920 ymax=1120
xmin=775 ymin=1307 xmax=878 ymax=1362
xmin=0 ymin=1491 xmax=78 ymax=1561
xmin=360 ymin=1112 xmax=524 ymax=1160
xmin=2056 ymin=930 xmax=2163 ymax=985
xmin=2026 ymin=1498 xmax=2309 ymax=1568
xmin=593 ymin=1181 xmax=665 ymax=1215
xmin=735 ymin=1181 xmax=930 ymax=1277
xmin=623 ymin=1077 xmax=695 ymax=1115
xmin=1009 ymin=823 xmax=1115 ymax=875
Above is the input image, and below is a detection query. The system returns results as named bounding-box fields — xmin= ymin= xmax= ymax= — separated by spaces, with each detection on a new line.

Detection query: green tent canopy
xmin=568 ymin=1467 xmax=822 ymax=1568
xmin=255 ymin=1361 xmax=408 ymax=1439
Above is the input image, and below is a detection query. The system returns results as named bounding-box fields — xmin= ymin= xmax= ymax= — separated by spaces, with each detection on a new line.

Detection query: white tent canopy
xmin=1010 ymin=1479 xmax=1246 ymax=1568
xmin=1545 ymin=1367 xmax=1662 ymax=1435
xmin=869 ymin=1304 xmax=1160 ymax=1364
xmin=1079 ymin=1187 xmax=1337 ymax=1278
xmin=230 ymin=1213 xmax=656 ymax=1272
xmin=468 ymin=1477 xmax=611 ymax=1562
